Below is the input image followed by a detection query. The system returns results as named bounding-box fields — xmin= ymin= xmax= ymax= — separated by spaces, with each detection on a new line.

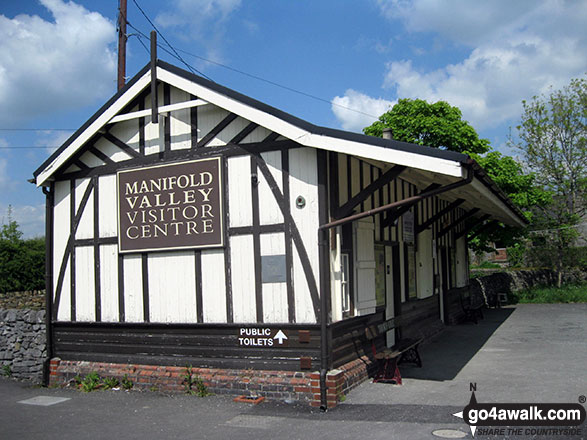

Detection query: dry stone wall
xmin=0 ymin=309 xmax=46 ymax=383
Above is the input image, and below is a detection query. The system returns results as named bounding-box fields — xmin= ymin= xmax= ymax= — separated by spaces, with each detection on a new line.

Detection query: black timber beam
xmin=416 ymin=198 xmax=465 ymax=234
xmin=103 ymin=132 xmax=142 ymax=158
xmin=437 ymin=208 xmax=480 ymax=238
xmin=197 ymin=113 xmax=238 ymax=148
xmin=454 ymin=213 xmax=491 ymax=240
xmin=381 ymin=183 xmax=439 ymax=228
xmin=334 ymin=165 xmax=406 ymax=219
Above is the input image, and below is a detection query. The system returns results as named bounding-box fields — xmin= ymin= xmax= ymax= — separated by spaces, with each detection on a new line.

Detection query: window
xmin=375 ymin=245 xmax=386 ymax=307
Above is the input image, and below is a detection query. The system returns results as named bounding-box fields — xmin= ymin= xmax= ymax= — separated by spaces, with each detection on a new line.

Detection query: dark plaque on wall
xmin=117 ymin=157 xmax=223 ymax=253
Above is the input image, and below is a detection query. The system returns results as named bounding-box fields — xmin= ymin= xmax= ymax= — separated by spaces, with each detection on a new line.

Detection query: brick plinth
xmin=48 ymin=356 xmax=376 ymax=408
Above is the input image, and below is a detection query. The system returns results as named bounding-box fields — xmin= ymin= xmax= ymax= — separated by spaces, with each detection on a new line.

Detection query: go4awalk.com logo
xmin=453 ymin=384 xmax=586 ymax=437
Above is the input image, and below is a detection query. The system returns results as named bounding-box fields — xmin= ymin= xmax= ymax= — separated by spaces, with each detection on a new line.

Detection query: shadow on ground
xmin=400 ymin=307 xmax=516 ymax=381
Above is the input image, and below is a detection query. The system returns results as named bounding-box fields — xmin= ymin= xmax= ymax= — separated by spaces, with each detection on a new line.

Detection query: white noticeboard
xmin=403 ymin=211 xmax=414 ymax=243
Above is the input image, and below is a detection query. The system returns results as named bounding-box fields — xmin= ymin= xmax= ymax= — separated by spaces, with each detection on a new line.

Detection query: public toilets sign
xmin=117 ymin=157 xmax=223 ymax=253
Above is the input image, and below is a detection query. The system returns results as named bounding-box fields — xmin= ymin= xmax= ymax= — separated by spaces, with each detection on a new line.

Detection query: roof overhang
xmin=34 ymin=60 xmax=527 ymax=228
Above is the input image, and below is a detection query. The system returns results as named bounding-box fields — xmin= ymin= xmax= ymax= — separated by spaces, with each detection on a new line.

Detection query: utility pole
xmin=117 ymin=0 xmax=128 ymax=91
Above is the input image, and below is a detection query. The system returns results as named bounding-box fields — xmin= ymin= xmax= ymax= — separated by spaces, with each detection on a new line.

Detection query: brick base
xmin=48 ymin=356 xmax=376 ymax=408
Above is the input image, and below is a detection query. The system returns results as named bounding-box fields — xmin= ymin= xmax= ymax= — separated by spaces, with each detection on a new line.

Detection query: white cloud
xmin=156 ymin=0 xmax=242 ymax=63
xmin=331 ymin=89 xmax=395 ymax=132
xmin=0 ymin=203 xmax=45 ymax=239
xmin=35 ymin=130 xmax=74 ymax=155
xmin=370 ymin=0 xmax=587 ymax=130
xmin=0 ymin=0 xmax=116 ymax=126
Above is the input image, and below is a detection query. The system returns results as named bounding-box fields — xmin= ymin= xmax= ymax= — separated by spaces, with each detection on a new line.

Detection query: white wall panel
xmin=170 ymin=87 xmax=191 ymax=150
xmin=75 ymin=179 xmax=93 ymax=239
xmin=56 ymin=260 xmax=71 ymax=321
xmin=79 ymin=151 xmax=105 ymax=168
xmin=417 ymin=229 xmax=434 ymax=298
xmin=259 ymin=151 xmax=283 ymax=225
xmin=227 ymin=155 xmax=253 ymax=227
xmin=198 ymin=105 xmax=230 ymax=147
xmin=260 ymin=233 xmax=287 ymax=323
xmin=98 ymin=174 xmax=118 ymax=238
xmin=148 ymin=251 xmax=197 ymax=323
xmin=123 ymin=254 xmax=143 ymax=322
xmin=53 ymin=181 xmax=70 ymax=314
xmin=230 ymin=235 xmax=256 ymax=323
xmin=289 ymin=148 xmax=319 ymax=324
xmin=201 ymin=249 xmax=227 ymax=323
xmin=110 ymin=118 xmax=140 ymax=152
xmin=100 ymin=244 xmax=119 ymax=322
xmin=144 ymin=84 xmax=163 ymax=155
xmin=75 ymin=246 xmax=95 ymax=321
xmin=244 ymin=125 xmax=271 ymax=144
xmin=95 ymin=137 xmax=133 ymax=163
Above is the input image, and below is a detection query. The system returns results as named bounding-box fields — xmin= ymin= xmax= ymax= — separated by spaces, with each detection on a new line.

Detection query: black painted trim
xmin=103 ymin=132 xmax=142 ymax=158
xmin=317 ymin=149 xmax=329 ymax=326
xmin=190 ymin=94 xmax=198 ymax=149
xmin=282 ymin=150 xmax=295 ymax=323
xmin=163 ymin=83 xmax=171 ymax=155
xmin=74 ymin=237 xmax=118 ymax=247
xmin=230 ymin=122 xmax=258 ymax=144
xmin=195 ymin=250 xmax=203 ymax=323
xmin=43 ymin=183 xmax=54 ymax=385
xmin=335 ymin=165 xmax=405 ymax=219
xmin=88 ymin=146 xmax=115 ymax=166
xmin=70 ymin=179 xmax=76 ymax=321
xmin=197 ymin=113 xmax=238 ymax=148
xmin=438 ymin=208 xmax=480 ymax=238
xmin=222 ymin=156 xmax=233 ymax=323
xmin=228 ymin=223 xmax=285 ymax=236
xmin=118 ymin=253 xmax=125 ymax=322
xmin=139 ymin=97 xmax=145 ymax=156
xmin=141 ymin=253 xmax=150 ymax=322
xmin=93 ymin=176 xmax=101 ymax=322
xmin=59 ymin=140 xmax=299 ymax=181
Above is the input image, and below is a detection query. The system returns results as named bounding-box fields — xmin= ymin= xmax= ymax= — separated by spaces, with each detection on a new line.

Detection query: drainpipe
xmin=42 ymin=184 xmax=54 ymax=386
xmin=318 ymin=227 xmax=329 ymax=411
xmin=316 ymin=161 xmax=474 ymax=408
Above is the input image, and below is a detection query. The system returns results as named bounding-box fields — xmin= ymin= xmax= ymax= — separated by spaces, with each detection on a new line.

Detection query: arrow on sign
xmin=274 ymin=330 xmax=288 ymax=344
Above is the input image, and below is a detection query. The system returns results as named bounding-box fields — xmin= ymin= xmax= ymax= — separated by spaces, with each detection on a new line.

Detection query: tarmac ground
xmin=1 ymin=303 xmax=585 ymax=440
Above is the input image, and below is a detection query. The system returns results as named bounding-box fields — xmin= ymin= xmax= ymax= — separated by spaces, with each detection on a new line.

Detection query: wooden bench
xmin=461 ymin=287 xmax=484 ymax=324
xmin=364 ymin=316 xmax=423 ymax=384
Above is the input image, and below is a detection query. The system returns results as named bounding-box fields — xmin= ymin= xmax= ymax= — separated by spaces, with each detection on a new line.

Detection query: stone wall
xmin=0 ymin=309 xmax=46 ymax=383
xmin=470 ymin=269 xmax=587 ymax=307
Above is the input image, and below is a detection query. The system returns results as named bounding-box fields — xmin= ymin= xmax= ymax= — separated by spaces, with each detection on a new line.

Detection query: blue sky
xmin=1 ymin=0 xmax=586 ymax=237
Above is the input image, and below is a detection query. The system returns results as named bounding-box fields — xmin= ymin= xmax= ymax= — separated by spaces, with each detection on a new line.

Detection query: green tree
xmin=468 ymin=151 xmax=550 ymax=254
xmin=364 ymin=99 xmax=538 ymax=253
xmin=0 ymin=207 xmax=45 ymax=293
xmin=363 ymin=98 xmax=490 ymax=154
xmin=509 ymin=76 xmax=587 ymax=285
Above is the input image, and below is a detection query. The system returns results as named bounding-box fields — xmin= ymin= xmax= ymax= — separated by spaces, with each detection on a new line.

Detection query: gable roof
xmin=34 ymin=60 xmax=527 ymax=226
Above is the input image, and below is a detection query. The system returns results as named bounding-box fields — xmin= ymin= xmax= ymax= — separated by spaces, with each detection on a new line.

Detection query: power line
xmin=0 ymin=128 xmax=74 ymax=131
xmin=129 ymin=0 xmax=212 ymax=81
xmin=0 ymin=146 xmax=58 ymax=149
xmin=127 ymin=23 xmax=381 ymax=121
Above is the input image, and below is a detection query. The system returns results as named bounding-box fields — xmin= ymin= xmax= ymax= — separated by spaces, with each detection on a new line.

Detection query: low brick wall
xmin=49 ymin=356 xmax=376 ymax=408
xmin=0 ymin=309 xmax=46 ymax=383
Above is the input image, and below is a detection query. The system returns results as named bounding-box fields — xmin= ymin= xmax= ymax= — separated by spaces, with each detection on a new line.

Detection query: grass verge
xmin=512 ymin=283 xmax=587 ymax=304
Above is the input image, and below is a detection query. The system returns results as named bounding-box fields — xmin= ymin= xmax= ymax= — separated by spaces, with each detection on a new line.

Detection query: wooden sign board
xmin=117 ymin=157 xmax=223 ymax=253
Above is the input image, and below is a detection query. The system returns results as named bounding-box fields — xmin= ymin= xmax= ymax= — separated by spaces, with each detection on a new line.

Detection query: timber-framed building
xmin=34 ymin=60 xmax=526 ymax=408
